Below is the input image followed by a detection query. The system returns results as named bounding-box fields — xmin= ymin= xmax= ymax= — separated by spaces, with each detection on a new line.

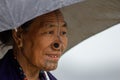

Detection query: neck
xmin=14 ymin=49 xmax=40 ymax=80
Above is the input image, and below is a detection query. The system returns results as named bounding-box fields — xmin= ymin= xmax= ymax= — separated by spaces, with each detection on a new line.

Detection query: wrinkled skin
xmin=12 ymin=10 xmax=68 ymax=79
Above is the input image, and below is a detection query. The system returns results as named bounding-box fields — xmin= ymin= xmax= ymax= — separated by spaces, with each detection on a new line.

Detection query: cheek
xmin=36 ymin=37 xmax=53 ymax=48
xmin=33 ymin=36 xmax=54 ymax=54
xmin=62 ymin=37 xmax=68 ymax=49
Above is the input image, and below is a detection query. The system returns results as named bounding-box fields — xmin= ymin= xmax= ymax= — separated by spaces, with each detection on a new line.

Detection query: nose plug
xmin=53 ymin=43 xmax=59 ymax=48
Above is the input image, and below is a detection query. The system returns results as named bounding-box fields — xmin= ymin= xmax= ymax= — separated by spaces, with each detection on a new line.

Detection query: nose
xmin=51 ymin=41 xmax=62 ymax=51
xmin=54 ymin=43 xmax=59 ymax=48
xmin=51 ymin=31 xmax=63 ymax=51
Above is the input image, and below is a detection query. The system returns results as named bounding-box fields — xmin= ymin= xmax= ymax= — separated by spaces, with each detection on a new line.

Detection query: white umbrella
xmin=0 ymin=0 xmax=120 ymax=56
xmin=0 ymin=0 xmax=83 ymax=56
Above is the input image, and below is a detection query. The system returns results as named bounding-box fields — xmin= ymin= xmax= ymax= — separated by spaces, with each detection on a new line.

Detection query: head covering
xmin=0 ymin=0 xmax=120 ymax=57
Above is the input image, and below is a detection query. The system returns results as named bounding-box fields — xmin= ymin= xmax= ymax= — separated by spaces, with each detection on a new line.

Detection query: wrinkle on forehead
xmin=40 ymin=10 xmax=64 ymax=22
xmin=27 ymin=9 xmax=67 ymax=33
xmin=31 ymin=9 xmax=66 ymax=29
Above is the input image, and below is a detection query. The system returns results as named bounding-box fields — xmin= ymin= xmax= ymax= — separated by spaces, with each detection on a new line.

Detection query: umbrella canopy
xmin=62 ymin=0 xmax=120 ymax=51
xmin=0 ymin=0 xmax=120 ymax=57
xmin=0 ymin=0 xmax=83 ymax=32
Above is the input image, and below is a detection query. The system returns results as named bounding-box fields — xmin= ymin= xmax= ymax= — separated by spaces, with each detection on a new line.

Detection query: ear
xmin=12 ymin=27 xmax=23 ymax=48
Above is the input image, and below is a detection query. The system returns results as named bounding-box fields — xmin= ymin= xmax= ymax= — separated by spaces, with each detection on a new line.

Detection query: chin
xmin=44 ymin=64 xmax=58 ymax=71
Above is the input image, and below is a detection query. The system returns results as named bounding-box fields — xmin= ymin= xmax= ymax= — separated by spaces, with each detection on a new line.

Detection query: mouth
xmin=45 ymin=53 xmax=61 ymax=61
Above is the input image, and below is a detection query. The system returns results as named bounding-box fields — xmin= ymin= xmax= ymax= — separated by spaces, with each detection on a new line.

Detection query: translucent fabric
xmin=0 ymin=0 xmax=83 ymax=32
xmin=0 ymin=0 xmax=120 ymax=57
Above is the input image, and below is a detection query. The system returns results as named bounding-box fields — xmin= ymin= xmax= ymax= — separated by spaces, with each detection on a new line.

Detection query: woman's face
xmin=20 ymin=11 xmax=68 ymax=71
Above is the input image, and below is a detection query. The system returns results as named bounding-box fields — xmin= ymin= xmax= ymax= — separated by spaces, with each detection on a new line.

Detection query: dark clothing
xmin=0 ymin=49 xmax=57 ymax=80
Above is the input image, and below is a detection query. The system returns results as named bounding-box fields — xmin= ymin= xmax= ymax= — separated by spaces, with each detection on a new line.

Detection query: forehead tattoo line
xmin=43 ymin=21 xmax=67 ymax=29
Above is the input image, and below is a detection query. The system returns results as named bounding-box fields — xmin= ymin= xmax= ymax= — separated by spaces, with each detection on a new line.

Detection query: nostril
xmin=54 ymin=43 xmax=59 ymax=48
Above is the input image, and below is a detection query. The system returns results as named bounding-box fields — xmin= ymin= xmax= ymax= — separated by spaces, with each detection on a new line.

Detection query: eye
xmin=61 ymin=31 xmax=67 ymax=35
xmin=47 ymin=31 xmax=54 ymax=34
xmin=41 ymin=31 xmax=54 ymax=35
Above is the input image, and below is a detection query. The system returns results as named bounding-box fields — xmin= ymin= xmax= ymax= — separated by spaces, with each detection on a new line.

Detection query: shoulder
xmin=0 ymin=49 xmax=14 ymax=72
xmin=47 ymin=72 xmax=57 ymax=80
xmin=0 ymin=50 xmax=9 ymax=79
xmin=0 ymin=49 xmax=19 ymax=80
xmin=0 ymin=49 xmax=12 ymax=65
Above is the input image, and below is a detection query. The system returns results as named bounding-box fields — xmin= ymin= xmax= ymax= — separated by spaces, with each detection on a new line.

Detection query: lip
xmin=45 ymin=52 xmax=61 ymax=61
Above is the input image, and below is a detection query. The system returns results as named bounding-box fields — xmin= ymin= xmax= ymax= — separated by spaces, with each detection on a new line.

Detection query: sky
xmin=52 ymin=23 xmax=120 ymax=80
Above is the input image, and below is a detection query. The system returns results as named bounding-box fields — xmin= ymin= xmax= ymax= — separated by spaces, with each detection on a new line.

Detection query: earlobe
xmin=12 ymin=28 xmax=23 ymax=48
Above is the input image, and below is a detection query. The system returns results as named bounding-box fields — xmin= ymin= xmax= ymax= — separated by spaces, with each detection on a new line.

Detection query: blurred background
xmin=52 ymin=23 xmax=120 ymax=80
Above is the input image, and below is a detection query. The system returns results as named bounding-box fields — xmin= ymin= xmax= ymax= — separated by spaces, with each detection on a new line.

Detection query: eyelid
xmin=41 ymin=31 xmax=54 ymax=35
xmin=60 ymin=31 xmax=67 ymax=36
xmin=47 ymin=31 xmax=54 ymax=34
xmin=63 ymin=31 xmax=67 ymax=34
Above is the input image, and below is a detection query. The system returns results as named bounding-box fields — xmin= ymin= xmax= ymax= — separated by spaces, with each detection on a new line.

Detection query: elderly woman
xmin=0 ymin=10 xmax=68 ymax=80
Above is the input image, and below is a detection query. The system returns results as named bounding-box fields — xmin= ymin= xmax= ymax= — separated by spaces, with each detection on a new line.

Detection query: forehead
xmin=37 ymin=10 xmax=65 ymax=23
xmin=45 ymin=10 xmax=63 ymax=19
xmin=28 ymin=10 xmax=67 ymax=30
